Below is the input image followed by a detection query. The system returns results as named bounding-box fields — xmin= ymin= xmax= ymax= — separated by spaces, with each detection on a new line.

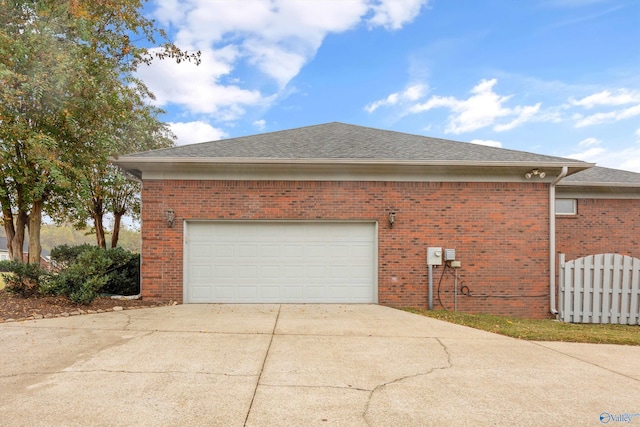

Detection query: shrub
xmin=50 ymin=244 xmax=94 ymax=270
xmin=45 ymin=245 xmax=140 ymax=304
xmin=102 ymin=250 xmax=140 ymax=296
xmin=0 ymin=260 xmax=49 ymax=297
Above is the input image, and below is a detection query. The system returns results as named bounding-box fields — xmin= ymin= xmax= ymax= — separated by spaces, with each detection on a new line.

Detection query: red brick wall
xmin=141 ymin=180 xmax=552 ymax=318
xmin=556 ymin=198 xmax=640 ymax=260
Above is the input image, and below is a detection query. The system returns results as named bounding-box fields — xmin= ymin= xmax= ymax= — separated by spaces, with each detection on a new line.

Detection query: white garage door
xmin=185 ymin=222 xmax=377 ymax=303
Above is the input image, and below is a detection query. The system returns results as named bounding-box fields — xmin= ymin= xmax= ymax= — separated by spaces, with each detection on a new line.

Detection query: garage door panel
xmin=282 ymin=245 xmax=303 ymax=257
xmin=238 ymin=245 xmax=258 ymax=257
xmin=260 ymin=265 xmax=280 ymax=278
xmin=282 ymin=265 xmax=305 ymax=278
xmin=191 ymin=243 xmax=212 ymax=256
xmin=261 ymin=245 xmax=280 ymax=256
xmin=214 ymin=245 xmax=234 ymax=257
xmin=190 ymin=286 xmax=211 ymax=300
xmin=213 ymin=265 xmax=234 ymax=279
xmin=238 ymin=266 xmax=258 ymax=278
xmin=214 ymin=286 xmax=234 ymax=300
xmin=186 ymin=222 xmax=376 ymax=303
xmin=283 ymin=286 xmax=303 ymax=299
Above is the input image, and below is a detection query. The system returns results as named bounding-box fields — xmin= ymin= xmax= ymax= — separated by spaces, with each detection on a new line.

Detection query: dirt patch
xmin=0 ymin=289 xmax=170 ymax=322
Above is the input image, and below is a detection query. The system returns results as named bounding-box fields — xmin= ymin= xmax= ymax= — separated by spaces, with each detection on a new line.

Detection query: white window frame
xmin=556 ymin=199 xmax=577 ymax=216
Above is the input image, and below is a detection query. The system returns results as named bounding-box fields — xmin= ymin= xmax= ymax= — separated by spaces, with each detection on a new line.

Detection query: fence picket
xmin=630 ymin=258 xmax=640 ymax=325
xmin=620 ymin=256 xmax=632 ymax=325
xmin=572 ymin=257 xmax=583 ymax=323
xmin=601 ymin=254 xmax=613 ymax=323
xmin=558 ymin=253 xmax=640 ymax=325
xmin=581 ymin=256 xmax=593 ymax=323
xmin=610 ymin=254 xmax=623 ymax=324
xmin=592 ymin=254 xmax=604 ymax=324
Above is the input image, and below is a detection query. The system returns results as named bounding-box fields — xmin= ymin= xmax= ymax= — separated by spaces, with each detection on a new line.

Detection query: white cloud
xmin=138 ymin=48 xmax=266 ymax=118
xmin=145 ymin=0 xmax=430 ymax=125
xmin=565 ymin=146 xmax=606 ymax=162
xmin=574 ymin=103 xmax=640 ymax=127
xmin=564 ymin=135 xmax=640 ymax=172
xmin=620 ymin=152 xmax=640 ymax=173
xmin=409 ymin=78 xmax=542 ymax=134
xmin=578 ymin=137 xmax=600 ymax=146
xmin=570 ymin=89 xmax=640 ymax=109
xmin=576 ymin=146 xmax=640 ymax=173
xmin=169 ymin=121 xmax=228 ymax=145
xmin=365 ymin=83 xmax=427 ymax=113
xmin=253 ymin=119 xmax=266 ymax=130
xmin=368 ymin=0 xmax=428 ymax=30
xmin=493 ymin=103 xmax=541 ymax=131
xmin=152 ymin=0 xmax=428 ymax=88
xmin=470 ymin=139 xmax=503 ymax=148
xmin=636 ymin=128 xmax=640 ymax=142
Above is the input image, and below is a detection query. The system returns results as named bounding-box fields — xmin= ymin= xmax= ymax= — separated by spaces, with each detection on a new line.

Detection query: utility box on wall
xmin=427 ymin=247 xmax=443 ymax=265
xmin=444 ymin=248 xmax=456 ymax=261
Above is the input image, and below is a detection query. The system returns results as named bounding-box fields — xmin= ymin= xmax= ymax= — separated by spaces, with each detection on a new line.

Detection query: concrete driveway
xmin=1 ymin=304 xmax=639 ymax=426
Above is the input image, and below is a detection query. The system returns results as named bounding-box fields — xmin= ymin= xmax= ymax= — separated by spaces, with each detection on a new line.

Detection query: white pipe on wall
xmin=549 ymin=166 xmax=568 ymax=315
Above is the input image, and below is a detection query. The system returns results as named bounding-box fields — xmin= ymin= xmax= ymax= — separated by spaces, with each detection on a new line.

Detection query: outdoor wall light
xmin=525 ymin=169 xmax=546 ymax=179
xmin=388 ymin=212 xmax=396 ymax=228
xmin=166 ymin=209 xmax=175 ymax=228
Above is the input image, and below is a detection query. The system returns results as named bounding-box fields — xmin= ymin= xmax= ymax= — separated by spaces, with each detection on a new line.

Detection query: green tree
xmin=0 ymin=0 xmax=199 ymax=259
xmin=0 ymin=0 xmax=80 ymax=262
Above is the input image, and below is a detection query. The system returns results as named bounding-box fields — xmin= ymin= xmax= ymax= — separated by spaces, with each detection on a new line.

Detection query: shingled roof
xmin=559 ymin=166 xmax=640 ymax=187
xmin=123 ymin=122 xmax=587 ymax=165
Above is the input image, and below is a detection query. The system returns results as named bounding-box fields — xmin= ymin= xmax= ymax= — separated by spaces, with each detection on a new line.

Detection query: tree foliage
xmin=0 ymin=0 xmax=199 ymax=258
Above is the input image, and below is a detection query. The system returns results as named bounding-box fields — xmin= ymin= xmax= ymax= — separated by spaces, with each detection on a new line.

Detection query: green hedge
xmin=1 ymin=245 xmax=140 ymax=304
xmin=46 ymin=246 xmax=140 ymax=304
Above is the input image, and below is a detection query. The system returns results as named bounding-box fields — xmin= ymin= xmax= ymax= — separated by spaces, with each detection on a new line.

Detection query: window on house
xmin=556 ymin=199 xmax=577 ymax=215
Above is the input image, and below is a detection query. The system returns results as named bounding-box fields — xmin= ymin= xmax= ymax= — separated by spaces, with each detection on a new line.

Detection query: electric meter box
xmin=427 ymin=247 xmax=443 ymax=265
xmin=444 ymin=248 xmax=456 ymax=261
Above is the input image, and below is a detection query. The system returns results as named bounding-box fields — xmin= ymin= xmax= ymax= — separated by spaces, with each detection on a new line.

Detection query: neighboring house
xmin=0 ymin=236 xmax=51 ymax=268
xmin=0 ymin=237 xmax=9 ymax=262
xmin=113 ymin=122 xmax=640 ymax=319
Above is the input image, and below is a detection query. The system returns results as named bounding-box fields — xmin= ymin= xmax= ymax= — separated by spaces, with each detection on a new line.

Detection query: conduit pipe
xmin=428 ymin=264 xmax=434 ymax=310
xmin=549 ymin=166 xmax=568 ymax=315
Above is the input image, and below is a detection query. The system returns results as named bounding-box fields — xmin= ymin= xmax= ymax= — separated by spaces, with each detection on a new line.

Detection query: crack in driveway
xmin=243 ymin=304 xmax=281 ymax=427
xmin=362 ymin=337 xmax=453 ymax=426
xmin=529 ymin=341 xmax=640 ymax=382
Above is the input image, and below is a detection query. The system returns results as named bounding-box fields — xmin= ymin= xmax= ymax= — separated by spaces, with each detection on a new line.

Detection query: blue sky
xmin=137 ymin=0 xmax=640 ymax=172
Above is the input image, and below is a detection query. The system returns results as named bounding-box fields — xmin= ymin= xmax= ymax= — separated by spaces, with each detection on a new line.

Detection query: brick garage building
xmin=556 ymin=167 xmax=640 ymax=260
xmin=114 ymin=123 xmax=640 ymax=318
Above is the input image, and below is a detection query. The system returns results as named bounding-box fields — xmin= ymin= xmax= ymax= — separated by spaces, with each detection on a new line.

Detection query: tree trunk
xmin=12 ymin=210 xmax=28 ymax=262
xmin=93 ymin=211 xmax=106 ymax=248
xmin=111 ymin=211 xmax=123 ymax=248
xmin=1 ymin=206 xmax=16 ymax=256
xmin=0 ymin=179 xmax=23 ymax=261
xmin=91 ymin=195 xmax=106 ymax=248
xmin=27 ymin=200 xmax=42 ymax=264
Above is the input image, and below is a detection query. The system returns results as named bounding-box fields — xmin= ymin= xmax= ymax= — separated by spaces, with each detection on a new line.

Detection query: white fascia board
xmin=113 ymin=156 xmax=592 ymax=168
xmin=557 ymin=186 xmax=640 ymax=199
xmin=557 ymin=181 xmax=640 ymax=188
xmin=111 ymin=157 xmax=593 ymax=182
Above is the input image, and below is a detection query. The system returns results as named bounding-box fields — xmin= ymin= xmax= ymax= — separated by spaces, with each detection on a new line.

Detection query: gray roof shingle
xmin=124 ymin=122 xmax=585 ymax=164
xmin=560 ymin=166 xmax=640 ymax=187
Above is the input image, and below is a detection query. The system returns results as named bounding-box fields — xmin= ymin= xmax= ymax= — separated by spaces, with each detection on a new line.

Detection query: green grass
xmin=0 ymin=274 xmax=5 ymax=290
xmin=406 ymin=308 xmax=640 ymax=346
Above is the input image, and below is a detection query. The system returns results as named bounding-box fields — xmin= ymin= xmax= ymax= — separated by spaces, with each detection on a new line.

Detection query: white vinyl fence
xmin=559 ymin=253 xmax=640 ymax=324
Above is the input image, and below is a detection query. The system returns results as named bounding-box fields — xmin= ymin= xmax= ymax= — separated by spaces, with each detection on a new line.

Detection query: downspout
xmin=549 ymin=166 xmax=568 ymax=315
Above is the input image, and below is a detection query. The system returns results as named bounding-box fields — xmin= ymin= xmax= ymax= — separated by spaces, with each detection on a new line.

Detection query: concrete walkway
xmin=1 ymin=304 xmax=638 ymax=426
